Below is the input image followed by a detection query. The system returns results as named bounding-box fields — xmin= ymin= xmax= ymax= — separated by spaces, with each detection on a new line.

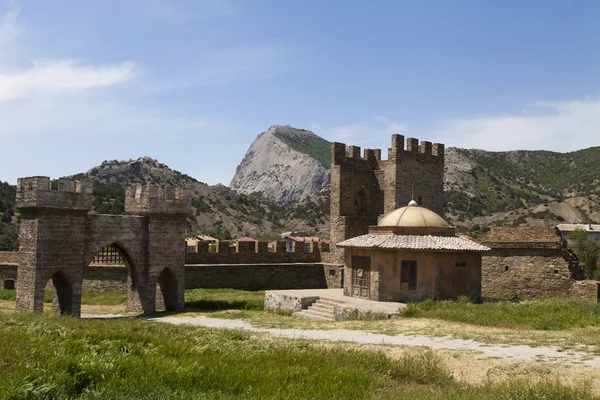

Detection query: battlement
xmin=332 ymin=135 xmax=444 ymax=165
xmin=16 ymin=176 xmax=93 ymax=211
xmin=124 ymin=184 xmax=191 ymax=215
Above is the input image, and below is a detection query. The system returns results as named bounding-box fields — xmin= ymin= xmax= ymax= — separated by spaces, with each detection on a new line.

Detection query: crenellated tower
xmin=329 ymin=135 xmax=445 ymax=264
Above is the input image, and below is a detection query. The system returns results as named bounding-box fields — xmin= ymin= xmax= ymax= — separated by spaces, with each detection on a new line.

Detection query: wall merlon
xmin=432 ymin=143 xmax=445 ymax=158
xmin=364 ymin=149 xmax=381 ymax=161
xmin=391 ymin=134 xmax=405 ymax=150
xmin=418 ymin=141 xmax=432 ymax=155
xmin=332 ymin=142 xmax=346 ymax=165
xmin=348 ymin=145 xmax=361 ymax=159
xmin=75 ymin=180 xmax=93 ymax=195
xmin=406 ymin=138 xmax=419 ymax=152
xmin=17 ymin=176 xmax=50 ymax=192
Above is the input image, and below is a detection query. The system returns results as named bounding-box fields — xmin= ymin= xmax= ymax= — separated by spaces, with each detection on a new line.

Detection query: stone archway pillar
xmin=15 ymin=177 xmax=92 ymax=317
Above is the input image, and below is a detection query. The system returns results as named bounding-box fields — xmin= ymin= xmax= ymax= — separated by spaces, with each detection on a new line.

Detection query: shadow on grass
xmin=184 ymin=299 xmax=263 ymax=312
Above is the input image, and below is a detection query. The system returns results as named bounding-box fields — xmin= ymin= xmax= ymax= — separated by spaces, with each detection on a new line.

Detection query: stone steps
xmin=293 ymin=298 xmax=337 ymax=321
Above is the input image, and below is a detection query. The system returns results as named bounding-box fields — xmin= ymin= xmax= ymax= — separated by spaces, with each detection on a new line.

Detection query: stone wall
xmin=185 ymin=249 xmax=321 ymax=264
xmin=83 ymin=266 xmax=127 ymax=293
xmin=479 ymin=227 xmax=596 ymax=302
xmin=0 ymin=251 xmax=18 ymax=265
xmin=185 ymin=263 xmax=343 ymax=290
xmin=185 ymin=240 xmax=327 ymax=264
xmin=2 ymin=263 xmax=343 ymax=293
xmin=482 ymin=248 xmax=596 ymax=302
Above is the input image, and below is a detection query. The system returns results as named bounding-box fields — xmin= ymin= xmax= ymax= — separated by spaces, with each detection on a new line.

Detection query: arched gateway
xmin=14 ymin=177 xmax=190 ymax=317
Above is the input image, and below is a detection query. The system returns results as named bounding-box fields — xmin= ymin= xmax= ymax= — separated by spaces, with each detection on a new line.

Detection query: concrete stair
xmin=293 ymin=297 xmax=346 ymax=321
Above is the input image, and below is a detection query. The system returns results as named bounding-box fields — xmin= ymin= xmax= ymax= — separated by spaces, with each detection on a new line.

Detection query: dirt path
xmin=150 ymin=315 xmax=600 ymax=367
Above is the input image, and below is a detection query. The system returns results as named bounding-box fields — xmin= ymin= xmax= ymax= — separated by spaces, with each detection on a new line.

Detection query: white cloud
xmin=436 ymin=98 xmax=600 ymax=152
xmin=0 ymin=60 xmax=136 ymax=101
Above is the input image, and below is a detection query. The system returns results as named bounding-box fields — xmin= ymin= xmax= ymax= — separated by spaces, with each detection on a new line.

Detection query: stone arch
xmin=156 ymin=268 xmax=179 ymax=312
xmin=85 ymin=242 xmax=143 ymax=313
xmin=49 ymin=270 xmax=74 ymax=315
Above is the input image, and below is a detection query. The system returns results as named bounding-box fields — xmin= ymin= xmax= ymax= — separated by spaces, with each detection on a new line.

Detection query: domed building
xmin=337 ymin=201 xmax=489 ymax=302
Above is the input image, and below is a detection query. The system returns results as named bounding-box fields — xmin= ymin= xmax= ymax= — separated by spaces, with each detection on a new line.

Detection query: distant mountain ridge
xmin=230 ymin=126 xmax=600 ymax=236
xmin=68 ymin=155 xmax=328 ymax=240
xmin=1 ymin=126 xmax=598 ymax=252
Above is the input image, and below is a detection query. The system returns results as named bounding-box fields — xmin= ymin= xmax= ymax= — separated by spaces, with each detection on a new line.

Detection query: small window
xmin=3 ymin=279 xmax=15 ymax=290
xmin=329 ymin=269 xmax=336 ymax=277
xmin=504 ymin=266 xmax=510 ymax=272
xmin=455 ymin=261 xmax=467 ymax=267
xmin=401 ymin=260 xmax=417 ymax=290
xmin=554 ymin=269 xmax=559 ymax=274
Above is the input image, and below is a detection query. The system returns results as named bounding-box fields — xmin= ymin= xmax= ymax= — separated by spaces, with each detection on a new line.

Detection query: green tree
xmin=568 ymin=228 xmax=600 ymax=279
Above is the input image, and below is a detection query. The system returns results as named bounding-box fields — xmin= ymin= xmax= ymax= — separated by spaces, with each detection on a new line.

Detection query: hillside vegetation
xmin=445 ymin=147 xmax=600 ymax=235
xmin=273 ymin=128 xmax=332 ymax=169
xmin=0 ymin=181 xmax=17 ymax=251
xmin=69 ymin=157 xmax=328 ymax=240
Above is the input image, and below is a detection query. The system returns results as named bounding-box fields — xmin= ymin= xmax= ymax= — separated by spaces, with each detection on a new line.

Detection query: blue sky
xmin=1 ymin=0 xmax=599 ymax=185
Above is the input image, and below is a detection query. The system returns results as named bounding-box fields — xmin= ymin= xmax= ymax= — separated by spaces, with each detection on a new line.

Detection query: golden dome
xmin=378 ymin=201 xmax=449 ymax=228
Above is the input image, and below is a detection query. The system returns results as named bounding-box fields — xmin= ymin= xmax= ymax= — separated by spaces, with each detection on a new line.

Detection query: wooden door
xmin=352 ymin=256 xmax=371 ymax=299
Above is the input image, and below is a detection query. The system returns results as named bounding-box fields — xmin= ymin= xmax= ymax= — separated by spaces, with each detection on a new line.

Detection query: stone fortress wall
xmin=329 ymin=134 xmax=445 ymax=264
xmin=479 ymin=227 xmax=597 ymax=302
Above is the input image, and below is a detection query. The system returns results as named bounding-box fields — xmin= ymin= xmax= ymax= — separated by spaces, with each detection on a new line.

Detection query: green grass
xmin=0 ymin=288 xmax=263 ymax=310
xmin=403 ymin=298 xmax=600 ymax=330
xmin=273 ymin=130 xmax=331 ymax=169
xmin=0 ymin=313 xmax=594 ymax=399
xmin=184 ymin=288 xmax=264 ymax=311
xmin=0 ymin=290 xmax=126 ymax=305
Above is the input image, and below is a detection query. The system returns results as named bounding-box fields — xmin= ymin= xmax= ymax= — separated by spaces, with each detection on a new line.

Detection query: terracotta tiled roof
xmin=284 ymin=236 xmax=320 ymax=242
xmin=337 ymin=234 xmax=489 ymax=252
xmin=478 ymin=227 xmax=560 ymax=244
xmin=196 ymin=235 xmax=217 ymax=242
xmin=235 ymin=236 xmax=257 ymax=242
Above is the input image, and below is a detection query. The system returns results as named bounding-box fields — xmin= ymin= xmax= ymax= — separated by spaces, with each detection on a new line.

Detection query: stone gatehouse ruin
xmin=14 ymin=176 xmax=190 ymax=317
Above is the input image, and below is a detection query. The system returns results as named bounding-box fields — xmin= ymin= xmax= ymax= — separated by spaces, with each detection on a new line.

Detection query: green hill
xmin=0 ymin=181 xmax=17 ymax=251
xmin=273 ymin=129 xmax=331 ymax=169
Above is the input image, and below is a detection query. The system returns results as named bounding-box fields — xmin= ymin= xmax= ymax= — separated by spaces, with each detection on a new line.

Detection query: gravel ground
xmin=147 ymin=315 xmax=600 ymax=367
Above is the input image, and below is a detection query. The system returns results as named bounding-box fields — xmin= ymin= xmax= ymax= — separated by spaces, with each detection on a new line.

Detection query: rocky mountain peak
xmin=230 ymin=125 xmax=330 ymax=205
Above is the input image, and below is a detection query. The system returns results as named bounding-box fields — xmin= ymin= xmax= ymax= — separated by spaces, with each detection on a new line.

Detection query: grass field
xmin=0 ymin=313 xmax=595 ymax=399
xmin=402 ymin=297 xmax=600 ymax=330
xmin=0 ymin=288 xmax=265 ymax=310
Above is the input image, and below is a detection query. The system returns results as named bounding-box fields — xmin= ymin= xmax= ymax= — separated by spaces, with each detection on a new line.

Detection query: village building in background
xmin=186 ymin=235 xmax=218 ymax=253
